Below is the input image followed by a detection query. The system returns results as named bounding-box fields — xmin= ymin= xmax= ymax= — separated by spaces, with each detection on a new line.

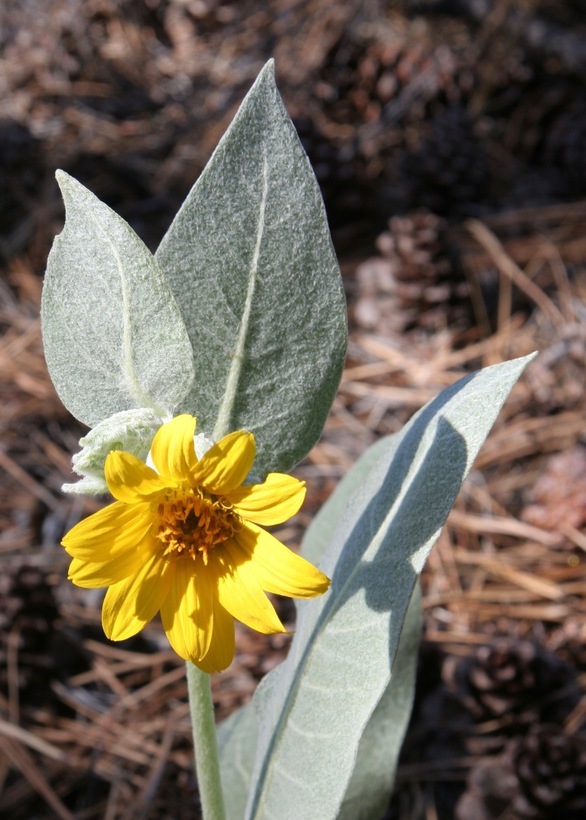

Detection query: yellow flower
xmin=63 ymin=415 xmax=330 ymax=673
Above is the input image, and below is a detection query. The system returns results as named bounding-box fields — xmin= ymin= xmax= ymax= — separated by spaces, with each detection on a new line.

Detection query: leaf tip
xmin=257 ymin=58 xmax=276 ymax=87
xmin=54 ymin=170 xmax=84 ymax=207
xmin=55 ymin=168 xmax=72 ymax=190
xmin=514 ymin=350 xmax=539 ymax=373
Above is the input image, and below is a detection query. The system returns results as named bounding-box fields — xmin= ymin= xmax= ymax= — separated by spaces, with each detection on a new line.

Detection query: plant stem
xmin=186 ymin=662 xmax=226 ymax=820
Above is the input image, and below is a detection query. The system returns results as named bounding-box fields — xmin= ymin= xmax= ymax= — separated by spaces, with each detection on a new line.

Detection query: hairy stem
xmin=186 ymin=663 xmax=226 ymax=820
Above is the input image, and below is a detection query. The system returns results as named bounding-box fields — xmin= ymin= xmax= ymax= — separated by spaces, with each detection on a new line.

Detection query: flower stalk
xmin=187 ymin=663 xmax=226 ymax=820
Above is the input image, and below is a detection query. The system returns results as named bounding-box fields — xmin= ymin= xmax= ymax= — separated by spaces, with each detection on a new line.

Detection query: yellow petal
xmin=160 ymin=557 xmax=213 ymax=663
xmin=212 ymin=545 xmax=286 ymax=635
xmin=198 ymin=599 xmax=235 ymax=674
xmin=229 ymin=473 xmax=306 ymax=525
xmin=233 ymin=523 xmax=331 ymax=598
xmin=62 ymin=501 xmax=152 ymax=561
xmin=191 ymin=430 xmax=255 ymax=495
xmin=67 ymin=536 xmax=151 ymax=588
xmin=150 ymin=415 xmax=197 ymax=481
xmin=102 ymin=550 xmax=172 ymax=641
xmin=105 ymin=451 xmax=167 ymax=503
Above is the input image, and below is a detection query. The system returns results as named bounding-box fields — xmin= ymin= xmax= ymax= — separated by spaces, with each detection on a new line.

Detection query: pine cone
xmin=375 ymin=210 xmax=451 ymax=285
xmin=317 ymin=25 xmax=473 ymax=132
xmin=352 ymin=209 xmax=469 ymax=333
xmin=510 ymin=726 xmax=586 ymax=817
xmin=401 ymin=104 xmax=489 ymax=216
xmin=457 ymin=726 xmax=586 ymax=819
xmin=352 ymin=256 xmax=413 ymax=333
xmin=443 ymin=639 xmax=578 ymax=725
xmin=348 ymin=40 xmax=409 ymax=126
xmin=317 ymin=36 xmax=416 ymax=127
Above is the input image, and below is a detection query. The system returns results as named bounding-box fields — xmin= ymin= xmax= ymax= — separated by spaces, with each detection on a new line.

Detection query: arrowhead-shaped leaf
xmin=42 ymin=172 xmax=195 ymax=427
xmin=155 ymin=61 xmax=347 ymax=477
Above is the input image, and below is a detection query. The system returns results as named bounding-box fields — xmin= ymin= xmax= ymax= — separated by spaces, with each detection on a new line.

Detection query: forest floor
xmin=1 ymin=1 xmax=585 ymax=818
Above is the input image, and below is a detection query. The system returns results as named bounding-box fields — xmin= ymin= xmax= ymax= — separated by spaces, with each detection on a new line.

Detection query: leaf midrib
xmin=87 ymin=205 xmax=166 ymax=417
xmin=213 ymin=157 xmax=269 ymax=440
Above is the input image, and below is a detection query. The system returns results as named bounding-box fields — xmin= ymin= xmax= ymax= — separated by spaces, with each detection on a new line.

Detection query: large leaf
xmin=218 ymin=701 xmax=257 ymax=820
xmin=337 ymin=585 xmax=422 ymax=820
xmin=241 ymin=354 xmax=535 ymax=820
xmin=155 ymin=61 xmax=347 ymax=478
xmin=42 ymin=172 xmax=195 ymax=427
xmin=218 ymin=433 xmax=402 ymax=819
xmin=301 ymin=435 xmax=400 ymax=566
xmin=217 ymin=585 xmax=421 ymax=820
xmin=217 ymin=355 xmax=535 ymax=819
xmin=302 ymin=433 xmax=422 ymax=818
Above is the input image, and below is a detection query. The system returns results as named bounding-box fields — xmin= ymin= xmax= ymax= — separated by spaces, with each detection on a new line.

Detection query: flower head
xmin=63 ymin=415 xmax=330 ymax=673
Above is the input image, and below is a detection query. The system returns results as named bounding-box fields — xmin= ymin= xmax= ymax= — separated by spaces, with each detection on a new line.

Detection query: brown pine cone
xmin=375 ymin=210 xmax=452 ymax=286
xmin=349 ymin=40 xmax=410 ymax=126
xmin=443 ymin=639 xmax=578 ymax=725
xmin=401 ymin=104 xmax=489 ymax=217
xmin=317 ymin=23 xmax=473 ymax=133
xmin=457 ymin=725 xmax=586 ymax=819
xmin=510 ymin=725 xmax=586 ymax=817
xmin=317 ymin=36 xmax=422 ymax=127
xmin=353 ymin=208 xmax=470 ymax=332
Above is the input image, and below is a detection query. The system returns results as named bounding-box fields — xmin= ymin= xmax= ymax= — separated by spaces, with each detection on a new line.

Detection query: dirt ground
xmin=1 ymin=1 xmax=585 ymax=818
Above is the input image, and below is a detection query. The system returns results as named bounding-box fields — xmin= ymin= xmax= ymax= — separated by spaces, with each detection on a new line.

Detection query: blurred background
xmin=1 ymin=1 xmax=585 ymax=817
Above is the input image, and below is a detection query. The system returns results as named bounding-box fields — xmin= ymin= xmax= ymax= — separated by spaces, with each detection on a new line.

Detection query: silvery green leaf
xmin=338 ymin=585 xmax=422 ymax=820
xmin=62 ymin=408 xmax=164 ymax=494
xmin=302 ymin=431 xmax=421 ymax=820
xmin=302 ymin=436 xmax=422 ymax=819
xmin=218 ymin=354 xmax=534 ymax=818
xmin=218 ymin=435 xmax=403 ymax=819
xmin=156 ymin=61 xmax=347 ymax=478
xmin=301 ymin=435 xmax=421 ymax=818
xmin=243 ymin=353 xmax=535 ymax=820
xmin=217 ymin=702 xmax=257 ymax=820
xmin=217 ymin=586 xmax=421 ymax=820
xmin=300 ymin=435 xmax=401 ymax=566
xmin=42 ymin=172 xmax=195 ymax=427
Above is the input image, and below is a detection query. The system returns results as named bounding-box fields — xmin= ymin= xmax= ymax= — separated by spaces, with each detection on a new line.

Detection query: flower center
xmin=156 ymin=489 xmax=235 ymax=564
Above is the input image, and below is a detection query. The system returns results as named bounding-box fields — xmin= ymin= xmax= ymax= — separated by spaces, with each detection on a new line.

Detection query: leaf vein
xmin=213 ymin=155 xmax=269 ymax=439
